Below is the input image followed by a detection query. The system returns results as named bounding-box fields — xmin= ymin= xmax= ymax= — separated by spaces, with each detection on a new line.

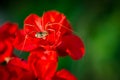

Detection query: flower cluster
xmin=0 ymin=10 xmax=85 ymax=80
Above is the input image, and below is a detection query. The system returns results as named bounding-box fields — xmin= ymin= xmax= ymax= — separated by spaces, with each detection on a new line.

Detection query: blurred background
xmin=0 ymin=0 xmax=120 ymax=80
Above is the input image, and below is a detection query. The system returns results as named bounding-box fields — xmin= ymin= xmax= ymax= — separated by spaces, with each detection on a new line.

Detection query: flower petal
xmin=42 ymin=10 xmax=72 ymax=35
xmin=7 ymin=57 xmax=29 ymax=70
xmin=53 ymin=69 xmax=77 ymax=80
xmin=28 ymin=48 xmax=58 ymax=80
xmin=7 ymin=57 xmax=36 ymax=80
xmin=14 ymin=30 xmax=40 ymax=51
xmin=57 ymin=34 xmax=85 ymax=60
xmin=0 ymin=65 xmax=9 ymax=80
xmin=24 ymin=14 xmax=42 ymax=34
xmin=0 ymin=41 xmax=6 ymax=52
xmin=0 ymin=40 xmax=13 ymax=63
xmin=0 ymin=22 xmax=18 ymax=41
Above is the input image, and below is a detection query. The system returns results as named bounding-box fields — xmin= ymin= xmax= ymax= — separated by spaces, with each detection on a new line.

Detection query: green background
xmin=0 ymin=0 xmax=120 ymax=80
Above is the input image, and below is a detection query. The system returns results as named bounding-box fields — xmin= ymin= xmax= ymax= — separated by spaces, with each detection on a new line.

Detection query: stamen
xmin=35 ymin=31 xmax=48 ymax=38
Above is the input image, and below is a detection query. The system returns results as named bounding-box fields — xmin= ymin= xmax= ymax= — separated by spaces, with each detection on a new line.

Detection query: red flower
xmin=52 ymin=69 xmax=77 ymax=80
xmin=6 ymin=57 xmax=36 ymax=80
xmin=0 ymin=10 xmax=84 ymax=80
xmin=28 ymin=48 xmax=58 ymax=80
xmin=14 ymin=10 xmax=85 ymax=60
xmin=14 ymin=10 xmax=72 ymax=51
xmin=0 ymin=22 xmax=18 ymax=63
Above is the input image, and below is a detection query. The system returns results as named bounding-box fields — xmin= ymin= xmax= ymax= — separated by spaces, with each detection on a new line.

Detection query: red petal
xmin=53 ymin=69 xmax=77 ymax=80
xmin=0 ymin=41 xmax=6 ymax=52
xmin=14 ymin=30 xmax=40 ymax=51
xmin=28 ymin=49 xmax=58 ymax=80
xmin=24 ymin=14 xmax=42 ymax=34
xmin=0 ymin=40 xmax=13 ymax=63
xmin=7 ymin=57 xmax=36 ymax=80
xmin=0 ymin=22 xmax=18 ymax=41
xmin=7 ymin=57 xmax=29 ymax=70
xmin=42 ymin=10 xmax=72 ymax=35
xmin=0 ymin=65 xmax=9 ymax=80
xmin=57 ymin=34 xmax=85 ymax=60
xmin=0 ymin=22 xmax=18 ymax=34
xmin=0 ymin=22 xmax=18 ymax=63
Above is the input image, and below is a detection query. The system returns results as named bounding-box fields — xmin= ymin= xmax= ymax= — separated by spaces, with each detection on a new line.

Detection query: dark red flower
xmin=28 ymin=48 xmax=58 ymax=80
xmin=52 ymin=69 xmax=77 ymax=80
xmin=0 ymin=22 xmax=18 ymax=63
xmin=6 ymin=57 xmax=36 ymax=80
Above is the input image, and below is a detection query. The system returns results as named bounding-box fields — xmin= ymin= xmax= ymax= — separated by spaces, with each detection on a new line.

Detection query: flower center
xmin=35 ymin=31 xmax=48 ymax=39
